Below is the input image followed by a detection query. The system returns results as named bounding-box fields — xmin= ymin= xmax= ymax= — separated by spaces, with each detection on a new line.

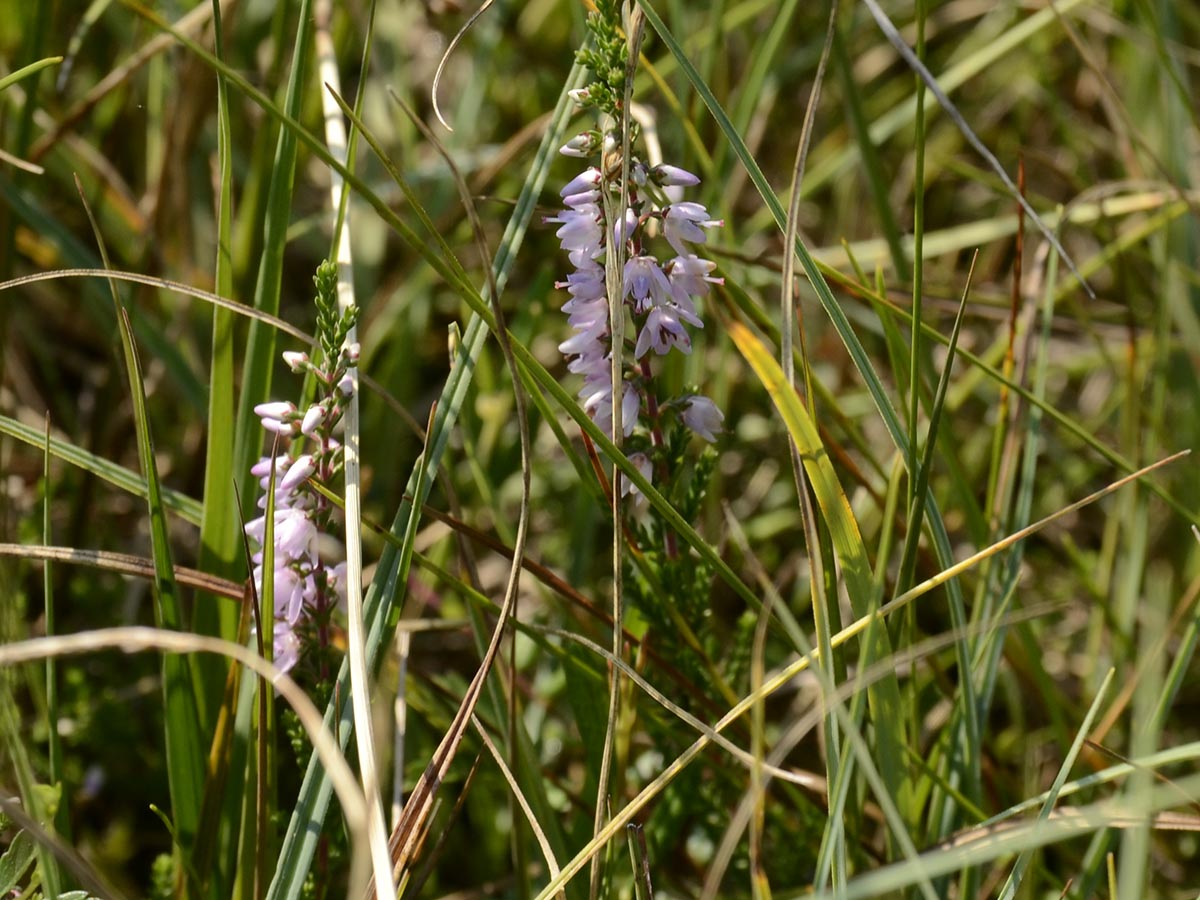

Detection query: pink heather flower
xmin=613 ymin=206 xmax=638 ymax=246
xmin=251 ymin=454 xmax=290 ymax=485
xmin=246 ymin=342 xmax=355 ymax=674
xmin=282 ymin=350 xmax=309 ymax=372
xmin=279 ymin=454 xmax=315 ymax=492
xmin=254 ymin=400 xmax=297 ymax=434
xmin=300 ymin=404 xmax=326 ymax=437
xmin=551 ymin=147 xmax=720 ymax=449
xmin=255 ymin=400 xmax=295 ymax=420
xmin=272 ymin=565 xmax=308 ymax=624
xmin=273 ymin=622 xmax=302 ymax=673
xmin=679 ymin=395 xmax=725 ymax=442
xmin=663 ymin=202 xmax=723 ymax=256
xmin=558 ymin=320 xmax=608 ymax=357
xmin=547 ymin=205 xmax=603 ymax=254
xmin=585 ymin=381 xmax=639 ymax=439
xmin=274 ymin=507 xmax=317 ymax=560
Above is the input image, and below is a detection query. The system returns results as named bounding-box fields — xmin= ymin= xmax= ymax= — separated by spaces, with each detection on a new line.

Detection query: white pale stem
xmin=315 ymin=5 xmax=396 ymax=898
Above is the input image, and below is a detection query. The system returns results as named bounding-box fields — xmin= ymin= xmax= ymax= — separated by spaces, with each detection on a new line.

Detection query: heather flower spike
xmin=551 ymin=0 xmax=726 ymax=506
xmin=245 ymin=260 xmax=359 ymax=674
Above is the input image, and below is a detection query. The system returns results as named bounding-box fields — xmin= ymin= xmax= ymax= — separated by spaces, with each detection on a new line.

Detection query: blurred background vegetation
xmin=1 ymin=0 xmax=1199 ymax=897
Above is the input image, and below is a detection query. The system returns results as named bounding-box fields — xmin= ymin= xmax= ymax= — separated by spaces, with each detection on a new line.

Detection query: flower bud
xmin=651 ymin=164 xmax=700 ymax=187
xmin=279 ymin=454 xmax=315 ymax=492
xmin=300 ymin=404 xmax=326 ymax=436
xmin=282 ymin=350 xmax=309 ymax=372
xmin=560 ymin=132 xmax=598 ymax=158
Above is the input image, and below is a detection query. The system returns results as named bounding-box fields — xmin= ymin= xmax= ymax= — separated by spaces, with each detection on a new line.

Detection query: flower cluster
xmin=245 ymin=263 xmax=358 ymax=673
xmin=549 ymin=131 xmax=726 ymax=498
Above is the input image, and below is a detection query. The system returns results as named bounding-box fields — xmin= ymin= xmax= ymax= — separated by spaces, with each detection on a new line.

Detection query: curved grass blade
xmin=0 ymin=414 xmax=203 ymax=524
xmin=0 ymin=56 xmax=62 ymax=95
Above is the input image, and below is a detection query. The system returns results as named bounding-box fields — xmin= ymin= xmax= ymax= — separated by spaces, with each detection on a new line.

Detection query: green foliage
xmin=574 ymin=0 xmax=630 ymax=118
xmin=312 ymin=259 xmax=357 ymax=366
xmin=1 ymin=1 xmax=1199 ymax=899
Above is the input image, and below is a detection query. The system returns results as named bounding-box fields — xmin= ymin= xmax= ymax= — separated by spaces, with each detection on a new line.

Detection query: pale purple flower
xmin=547 ymin=205 xmax=603 ymax=254
xmin=274 ymin=507 xmax=317 ymax=559
xmin=621 ymin=452 xmax=654 ymax=506
xmin=551 ymin=141 xmax=721 ymax=456
xmin=635 ymin=305 xmax=695 ymax=358
xmin=585 ymin=381 xmax=639 ymax=439
xmin=663 ymin=202 xmax=723 ymax=256
xmin=273 ymin=622 xmax=302 ymax=674
xmin=668 ymin=255 xmax=723 ymax=297
xmin=613 ymin=206 xmax=638 ymax=246
xmin=255 ymin=400 xmax=295 ymax=420
xmin=271 ymin=565 xmax=308 ymax=624
xmin=679 ymin=395 xmax=724 ymax=442
xmin=251 ymin=454 xmax=290 ymax=486
xmin=558 ymin=320 xmax=608 ymax=356
xmin=623 ymin=255 xmax=675 ymax=313
xmin=254 ymin=400 xmax=297 ymax=434
xmin=561 ymin=168 xmax=601 ymax=198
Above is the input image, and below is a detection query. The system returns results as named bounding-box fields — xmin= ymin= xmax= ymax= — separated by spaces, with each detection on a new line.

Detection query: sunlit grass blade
xmin=726 ymin=316 xmax=907 ymax=802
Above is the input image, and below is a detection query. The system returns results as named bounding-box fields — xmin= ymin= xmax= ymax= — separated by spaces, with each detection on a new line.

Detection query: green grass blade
xmin=0 ymin=56 xmax=62 ymax=95
xmin=79 ymin=181 xmax=207 ymax=864
xmin=230 ymin=0 xmax=314 ymax=523
xmin=192 ymin=0 xmax=241 ymax=749
xmin=830 ymin=25 xmax=908 ymax=283
xmin=41 ymin=420 xmax=67 ymax=845
xmin=0 ymin=414 xmax=203 ymax=523
xmin=996 ymin=669 xmax=1116 ymax=900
